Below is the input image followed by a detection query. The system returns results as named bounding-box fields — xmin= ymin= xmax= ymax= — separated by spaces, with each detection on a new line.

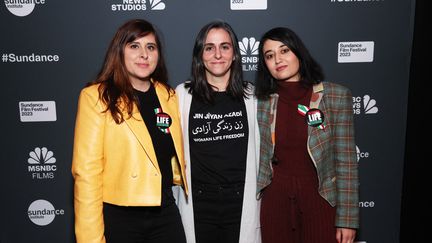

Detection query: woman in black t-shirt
xmin=174 ymin=20 xmax=261 ymax=243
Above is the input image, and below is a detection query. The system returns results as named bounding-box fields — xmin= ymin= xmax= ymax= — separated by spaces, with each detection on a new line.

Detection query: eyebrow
xmin=204 ymin=42 xmax=232 ymax=46
xmin=264 ymin=50 xmax=273 ymax=55
xmin=128 ymin=41 xmax=157 ymax=46
xmin=264 ymin=44 xmax=288 ymax=54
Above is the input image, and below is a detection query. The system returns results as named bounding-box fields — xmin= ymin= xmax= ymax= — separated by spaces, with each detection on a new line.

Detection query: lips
xmin=136 ymin=63 xmax=149 ymax=68
xmin=276 ymin=65 xmax=287 ymax=72
xmin=211 ymin=61 xmax=226 ymax=65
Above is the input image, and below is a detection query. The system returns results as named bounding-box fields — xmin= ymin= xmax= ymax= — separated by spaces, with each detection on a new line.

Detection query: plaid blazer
xmin=257 ymin=81 xmax=359 ymax=229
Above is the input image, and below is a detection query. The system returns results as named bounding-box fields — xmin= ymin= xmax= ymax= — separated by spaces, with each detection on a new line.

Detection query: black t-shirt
xmin=189 ymin=91 xmax=248 ymax=185
xmin=135 ymin=85 xmax=175 ymax=207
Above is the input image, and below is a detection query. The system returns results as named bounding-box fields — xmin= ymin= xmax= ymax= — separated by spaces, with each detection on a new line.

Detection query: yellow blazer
xmin=72 ymin=82 xmax=187 ymax=243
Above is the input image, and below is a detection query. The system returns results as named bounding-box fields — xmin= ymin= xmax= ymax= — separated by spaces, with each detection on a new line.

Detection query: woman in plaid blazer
xmin=254 ymin=27 xmax=359 ymax=243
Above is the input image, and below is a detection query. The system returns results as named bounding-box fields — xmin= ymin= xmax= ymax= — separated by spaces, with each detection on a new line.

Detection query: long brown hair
xmin=185 ymin=20 xmax=249 ymax=104
xmin=88 ymin=19 xmax=171 ymax=124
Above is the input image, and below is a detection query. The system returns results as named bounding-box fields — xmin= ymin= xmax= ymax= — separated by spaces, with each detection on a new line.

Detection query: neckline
xmin=134 ymin=84 xmax=154 ymax=95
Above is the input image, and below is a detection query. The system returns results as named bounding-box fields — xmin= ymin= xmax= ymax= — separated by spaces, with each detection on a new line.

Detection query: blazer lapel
xmin=308 ymin=82 xmax=326 ymax=164
xmin=123 ymin=100 xmax=160 ymax=172
xmin=309 ymin=82 xmax=324 ymax=109
xmin=154 ymin=83 xmax=182 ymax=162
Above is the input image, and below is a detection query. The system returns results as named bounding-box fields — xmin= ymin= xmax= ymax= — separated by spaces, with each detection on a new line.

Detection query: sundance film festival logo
xmin=231 ymin=0 xmax=267 ymax=10
xmin=338 ymin=41 xmax=374 ymax=63
xmin=239 ymin=37 xmax=259 ymax=72
xmin=359 ymin=200 xmax=375 ymax=208
xmin=19 ymin=101 xmax=57 ymax=122
xmin=111 ymin=0 xmax=165 ymax=11
xmin=356 ymin=145 xmax=369 ymax=162
xmin=353 ymin=95 xmax=378 ymax=115
xmin=28 ymin=199 xmax=64 ymax=226
xmin=2 ymin=53 xmax=60 ymax=63
xmin=27 ymin=147 xmax=57 ymax=179
xmin=4 ymin=0 xmax=46 ymax=17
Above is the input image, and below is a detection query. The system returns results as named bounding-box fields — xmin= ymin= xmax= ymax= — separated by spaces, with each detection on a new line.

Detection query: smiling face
xmin=123 ymin=33 xmax=159 ymax=87
xmin=262 ymin=39 xmax=301 ymax=82
xmin=202 ymin=28 xmax=234 ymax=83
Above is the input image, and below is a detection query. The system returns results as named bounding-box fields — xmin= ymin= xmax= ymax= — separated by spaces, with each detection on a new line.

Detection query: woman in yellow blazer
xmin=72 ymin=19 xmax=188 ymax=243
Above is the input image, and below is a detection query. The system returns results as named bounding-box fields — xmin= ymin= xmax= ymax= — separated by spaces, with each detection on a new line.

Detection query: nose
xmin=140 ymin=48 xmax=148 ymax=59
xmin=214 ymin=47 xmax=222 ymax=59
xmin=274 ymin=53 xmax=281 ymax=64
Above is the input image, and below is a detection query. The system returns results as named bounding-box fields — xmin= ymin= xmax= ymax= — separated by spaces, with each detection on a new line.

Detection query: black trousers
xmin=103 ymin=202 xmax=186 ymax=243
xmin=192 ymin=182 xmax=244 ymax=243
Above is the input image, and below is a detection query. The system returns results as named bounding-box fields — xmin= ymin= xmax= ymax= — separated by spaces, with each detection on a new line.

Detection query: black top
xmin=189 ymin=91 xmax=248 ymax=185
xmin=135 ymin=84 xmax=175 ymax=207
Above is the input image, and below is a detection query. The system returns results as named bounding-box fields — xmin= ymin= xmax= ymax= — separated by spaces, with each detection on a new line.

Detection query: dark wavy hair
xmin=255 ymin=27 xmax=324 ymax=99
xmin=185 ymin=20 xmax=248 ymax=104
xmin=88 ymin=19 xmax=171 ymax=124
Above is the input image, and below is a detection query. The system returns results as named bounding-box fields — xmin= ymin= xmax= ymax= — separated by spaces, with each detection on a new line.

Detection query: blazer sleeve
xmin=334 ymin=87 xmax=360 ymax=229
xmin=71 ymin=86 xmax=106 ymax=243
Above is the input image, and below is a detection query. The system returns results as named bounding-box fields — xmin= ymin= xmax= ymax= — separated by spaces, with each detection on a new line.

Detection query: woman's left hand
xmin=336 ymin=227 xmax=356 ymax=243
